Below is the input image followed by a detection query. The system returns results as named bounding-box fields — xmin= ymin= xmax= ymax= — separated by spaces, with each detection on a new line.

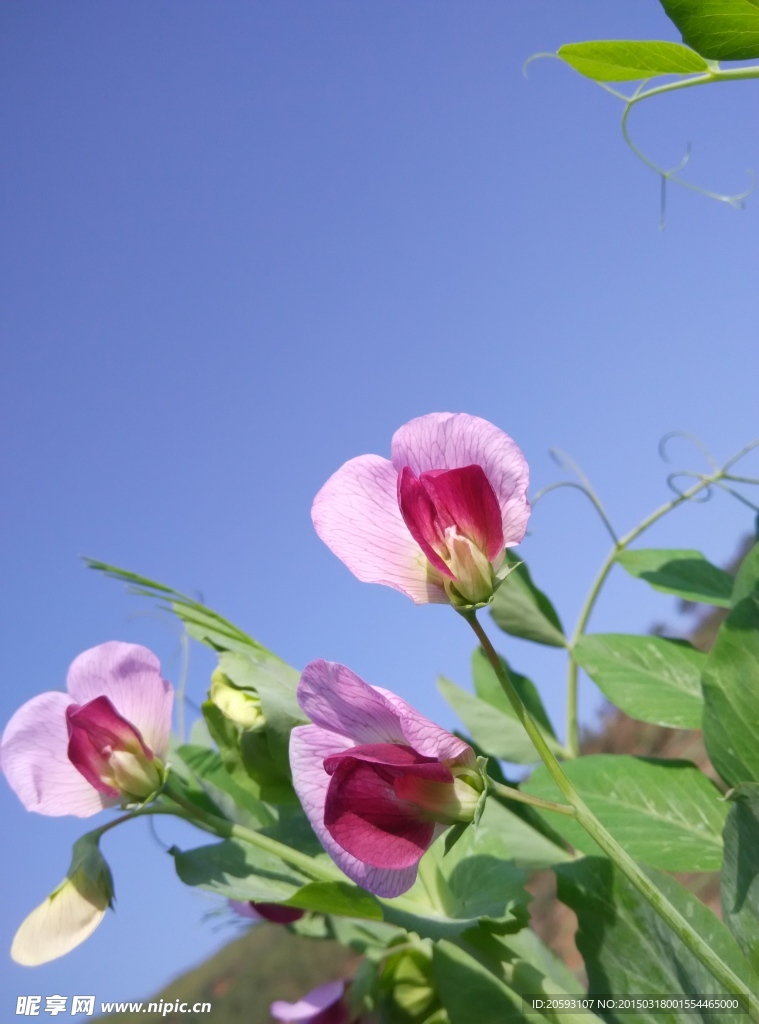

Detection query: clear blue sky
xmin=1 ymin=1 xmax=757 ymax=1015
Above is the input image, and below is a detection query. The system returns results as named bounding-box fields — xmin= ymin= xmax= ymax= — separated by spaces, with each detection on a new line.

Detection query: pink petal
xmin=66 ymin=642 xmax=173 ymax=759
xmin=1 ymin=692 xmax=112 ymax=817
xmin=421 ymin=466 xmax=504 ymax=561
xmin=323 ymin=746 xmax=450 ymax=869
xmin=289 ymin=725 xmax=418 ymax=898
xmin=397 ymin=467 xmax=454 ymax=577
xmin=298 ymin=661 xmax=406 ymax=746
xmin=271 ymin=981 xmax=346 ymax=1023
xmin=311 ymin=454 xmax=447 ymax=604
xmin=391 ymin=413 xmax=530 ymax=547
xmin=66 ymin=696 xmax=152 ymax=796
xmin=323 ymin=742 xmax=439 ymax=774
xmin=373 ymin=687 xmax=475 ymax=766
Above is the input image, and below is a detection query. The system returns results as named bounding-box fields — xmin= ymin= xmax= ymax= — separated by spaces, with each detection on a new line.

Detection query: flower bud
xmin=209 ymin=669 xmax=265 ymax=731
xmin=12 ymin=836 xmax=114 ymax=966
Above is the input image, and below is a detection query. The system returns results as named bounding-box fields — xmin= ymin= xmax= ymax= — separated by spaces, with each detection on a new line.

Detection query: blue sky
xmin=1 ymin=0 xmax=757 ymax=1014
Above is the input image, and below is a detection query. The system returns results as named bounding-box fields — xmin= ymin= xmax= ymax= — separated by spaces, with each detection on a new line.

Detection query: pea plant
xmin=3 ymin=410 xmax=759 ymax=1024
xmin=3 ymin=3 xmax=759 ymax=1023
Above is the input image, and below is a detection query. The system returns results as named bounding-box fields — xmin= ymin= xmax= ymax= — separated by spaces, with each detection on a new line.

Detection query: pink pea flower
xmin=290 ymin=660 xmax=481 ymax=899
xmin=229 ymin=900 xmax=305 ymax=925
xmin=312 ymin=412 xmax=530 ymax=606
xmin=271 ymin=980 xmax=348 ymax=1024
xmin=1 ymin=642 xmax=173 ymax=816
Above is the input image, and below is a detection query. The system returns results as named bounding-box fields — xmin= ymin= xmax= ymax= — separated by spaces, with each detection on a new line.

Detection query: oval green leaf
xmin=524 ymin=755 xmax=727 ymax=871
xmin=722 ymin=783 xmax=759 ymax=973
xmin=558 ymin=40 xmax=709 ymax=81
xmin=616 ymin=547 xmax=734 ymax=607
xmin=703 ymin=593 xmax=759 ymax=787
xmin=659 ymin=0 xmax=759 ymax=61
xmin=556 ymin=858 xmax=758 ymax=1022
xmin=490 ymin=557 xmax=566 ymax=648
xmin=573 ymin=633 xmax=705 ymax=729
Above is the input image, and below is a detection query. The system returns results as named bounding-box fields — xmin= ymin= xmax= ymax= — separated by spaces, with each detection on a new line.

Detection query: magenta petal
xmin=311 ymin=453 xmax=447 ymax=604
xmin=66 ymin=642 xmax=173 ymax=759
xmin=271 ymin=981 xmax=347 ymax=1024
xmin=251 ymin=902 xmax=305 ymax=925
xmin=391 ymin=413 xmax=530 ymax=546
xmin=323 ymin=754 xmax=442 ymax=870
xmin=289 ymin=725 xmax=419 ymax=898
xmin=298 ymin=661 xmax=406 ymax=746
xmin=0 ymin=692 xmax=112 ymax=817
xmin=421 ymin=465 xmax=504 ymax=561
xmin=66 ymin=695 xmax=152 ymax=796
xmin=397 ymin=467 xmax=454 ymax=577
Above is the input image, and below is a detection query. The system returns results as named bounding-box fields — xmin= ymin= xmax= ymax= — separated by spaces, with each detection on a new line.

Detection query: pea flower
xmin=229 ymin=900 xmax=305 ymax=925
xmin=271 ymin=980 xmax=349 ymax=1024
xmin=312 ymin=412 xmax=530 ymax=606
xmin=1 ymin=642 xmax=173 ymax=816
xmin=290 ymin=660 xmax=482 ymax=898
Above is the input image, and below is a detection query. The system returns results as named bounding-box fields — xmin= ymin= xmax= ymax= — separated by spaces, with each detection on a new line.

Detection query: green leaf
xmin=616 ymin=547 xmax=734 ymax=608
xmin=459 ymin=927 xmax=605 ymax=1024
xmin=432 ymin=941 xmax=526 ymax=1024
xmin=472 ymin=648 xmax=557 ymax=739
xmin=556 ymin=858 xmax=758 ymax=1023
xmin=84 ymin=558 xmax=262 ymax=653
xmin=282 ymin=880 xmax=382 ymax=920
xmin=202 ymin=700 xmax=295 ymax=804
xmin=703 ymin=593 xmax=759 ymax=786
xmin=438 ymin=677 xmax=535 ymax=763
xmin=175 ymin=744 xmax=277 ymax=829
xmin=383 ymin=830 xmax=531 ymax=941
xmin=171 ymin=839 xmax=306 ymax=903
xmin=439 ymin=677 xmax=549 ymax=764
xmin=490 ymin=557 xmax=566 ymax=648
xmin=558 ymin=40 xmax=708 ymax=81
xmin=171 ymin=840 xmax=379 ymax=920
xmin=524 ymin=755 xmax=727 ymax=871
xmin=573 ymin=633 xmax=705 ymax=729
xmin=732 ymin=541 xmax=759 ymax=605
xmin=437 ymin=649 xmax=559 ymax=764
xmin=659 ymin=0 xmax=759 ymax=61
xmin=475 ymin=797 xmax=573 ymax=870
xmin=722 ymin=783 xmax=759 ymax=973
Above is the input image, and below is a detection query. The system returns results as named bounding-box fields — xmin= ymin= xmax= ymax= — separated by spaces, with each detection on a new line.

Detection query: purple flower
xmin=312 ymin=412 xmax=530 ymax=605
xmin=1 ymin=642 xmax=173 ymax=816
xmin=290 ymin=661 xmax=480 ymax=898
xmin=271 ymin=980 xmax=348 ymax=1024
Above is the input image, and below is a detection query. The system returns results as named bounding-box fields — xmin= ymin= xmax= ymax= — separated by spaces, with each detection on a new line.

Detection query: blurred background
xmin=1 ymin=0 xmax=757 ymax=1017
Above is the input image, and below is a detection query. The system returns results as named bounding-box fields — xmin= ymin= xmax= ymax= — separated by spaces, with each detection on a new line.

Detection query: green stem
xmin=88 ymin=806 xmax=169 ymax=842
xmin=162 ymin=780 xmax=336 ymax=883
xmin=489 ymin=778 xmax=575 ymax=817
xmin=619 ymin=69 xmax=759 ymax=207
xmin=564 ymin=469 xmax=720 ymax=757
xmin=464 ymin=610 xmax=756 ymax=1013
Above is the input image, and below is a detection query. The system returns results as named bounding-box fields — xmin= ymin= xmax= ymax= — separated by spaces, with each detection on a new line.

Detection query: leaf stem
xmin=162 ymin=779 xmax=336 ymax=883
xmin=463 ymin=610 xmax=756 ymax=1012
xmin=488 ymin=778 xmax=576 ymax=817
